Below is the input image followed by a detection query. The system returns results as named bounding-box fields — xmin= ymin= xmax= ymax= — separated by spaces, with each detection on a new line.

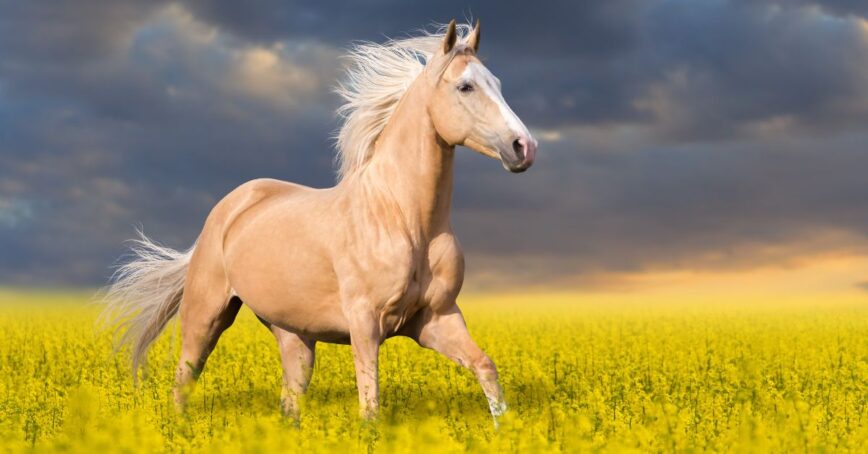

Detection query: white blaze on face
xmin=462 ymin=62 xmax=531 ymax=140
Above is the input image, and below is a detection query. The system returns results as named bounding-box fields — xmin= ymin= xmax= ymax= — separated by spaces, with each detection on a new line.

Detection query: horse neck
xmin=353 ymin=80 xmax=455 ymax=239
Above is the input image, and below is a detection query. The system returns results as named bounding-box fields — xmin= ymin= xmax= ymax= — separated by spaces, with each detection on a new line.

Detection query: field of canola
xmin=2 ymin=289 xmax=868 ymax=452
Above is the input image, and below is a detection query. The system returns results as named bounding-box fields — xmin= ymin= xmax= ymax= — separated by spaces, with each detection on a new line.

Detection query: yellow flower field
xmin=2 ymin=289 xmax=868 ymax=452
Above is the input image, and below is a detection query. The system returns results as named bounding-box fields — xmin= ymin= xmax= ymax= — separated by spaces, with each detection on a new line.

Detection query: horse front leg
xmin=409 ymin=305 xmax=507 ymax=421
xmin=347 ymin=309 xmax=381 ymax=419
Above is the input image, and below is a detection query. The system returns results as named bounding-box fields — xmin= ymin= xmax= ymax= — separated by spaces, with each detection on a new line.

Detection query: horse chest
xmin=375 ymin=236 xmax=464 ymax=334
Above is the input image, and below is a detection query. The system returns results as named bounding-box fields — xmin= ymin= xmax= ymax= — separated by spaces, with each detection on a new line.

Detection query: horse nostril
xmin=512 ymin=139 xmax=524 ymax=158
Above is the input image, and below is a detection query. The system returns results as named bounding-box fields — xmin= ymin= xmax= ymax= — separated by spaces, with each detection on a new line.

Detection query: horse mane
xmin=334 ymin=22 xmax=473 ymax=180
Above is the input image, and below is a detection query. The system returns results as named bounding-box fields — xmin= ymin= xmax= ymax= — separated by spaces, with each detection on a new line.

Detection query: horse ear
xmin=467 ymin=19 xmax=481 ymax=52
xmin=442 ymin=19 xmax=457 ymax=54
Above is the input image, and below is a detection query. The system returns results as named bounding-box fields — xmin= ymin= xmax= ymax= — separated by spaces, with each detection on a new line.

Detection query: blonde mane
xmin=334 ymin=23 xmax=473 ymax=180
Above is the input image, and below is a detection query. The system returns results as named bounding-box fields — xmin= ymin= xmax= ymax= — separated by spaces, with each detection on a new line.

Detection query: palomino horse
xmin=104 ymin=20 xmax=537 ymax=421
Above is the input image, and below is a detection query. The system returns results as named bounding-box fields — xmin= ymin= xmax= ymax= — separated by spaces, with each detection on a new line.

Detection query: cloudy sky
xmin=1 ymin=1 xmax=867 ymax=295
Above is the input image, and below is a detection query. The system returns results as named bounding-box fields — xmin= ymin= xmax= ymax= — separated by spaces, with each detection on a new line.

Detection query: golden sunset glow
xmin=590 ymin=255 xmax=867 ymax=301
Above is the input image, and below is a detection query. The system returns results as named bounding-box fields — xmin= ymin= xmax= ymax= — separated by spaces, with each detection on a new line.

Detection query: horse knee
xmin=472 ymin=354 xmax=498 ymax=381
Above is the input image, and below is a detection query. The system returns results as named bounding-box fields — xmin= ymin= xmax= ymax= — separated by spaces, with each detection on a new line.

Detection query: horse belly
xmin=242 ymin=289 xmax=350 ymax=343
xmin=224 ymin=220 xmax=349 ymax=342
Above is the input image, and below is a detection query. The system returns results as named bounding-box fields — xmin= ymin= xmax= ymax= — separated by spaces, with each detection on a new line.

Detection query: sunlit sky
xmin=1 ymin=1 xmax=866 ymax=297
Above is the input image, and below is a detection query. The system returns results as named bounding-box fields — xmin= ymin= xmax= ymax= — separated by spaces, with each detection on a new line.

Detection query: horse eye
xmin=458 ymin=83 xmax=474 ymax=93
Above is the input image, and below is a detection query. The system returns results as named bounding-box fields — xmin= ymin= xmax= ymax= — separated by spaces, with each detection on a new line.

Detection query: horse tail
xmin=101 ymin=229 xmax=195 ymax=376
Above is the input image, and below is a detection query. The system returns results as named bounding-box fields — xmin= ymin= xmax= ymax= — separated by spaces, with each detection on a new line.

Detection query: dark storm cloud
xmin=0 ymin=3 xmax=340 ymax=284
xmin=184 ymin=0 xmax=868 ymax=136
xmin=754 ymin=0 xmax=868 ymax=18
xmin=181 ymin=0 xmax=651 ymax=126
xmin=183 ymin=0 xmax=643 ymax=55
xmin=0 ymin=1 xmax=867 ymax=286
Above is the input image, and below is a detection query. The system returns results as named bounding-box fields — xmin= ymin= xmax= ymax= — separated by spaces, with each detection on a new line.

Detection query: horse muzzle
xmin=500 ymin=135 xmax=537 ymax=173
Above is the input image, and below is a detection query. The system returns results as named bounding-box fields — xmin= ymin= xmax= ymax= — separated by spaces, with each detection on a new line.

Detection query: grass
xmin=1 ymin=289 xmax=868 ymax=452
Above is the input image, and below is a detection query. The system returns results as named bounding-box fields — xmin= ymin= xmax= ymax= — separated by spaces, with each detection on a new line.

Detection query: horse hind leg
xmin=257 ymin=318 xmax=316 ymax=419
xmin=173 ymin=283 xmax=242 ymax=410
